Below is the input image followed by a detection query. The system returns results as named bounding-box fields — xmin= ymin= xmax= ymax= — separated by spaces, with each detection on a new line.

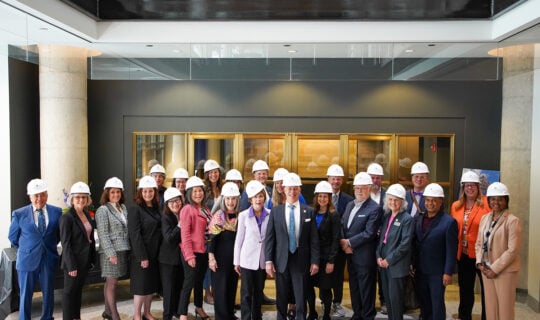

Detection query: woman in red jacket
xmin=450 ymin=171 xmax=490 ymax=320
xmin=179 ymin=176 xmax=212 ymax=320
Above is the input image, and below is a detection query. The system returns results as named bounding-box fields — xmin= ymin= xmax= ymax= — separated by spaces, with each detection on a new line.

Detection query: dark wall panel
xmin=88 ymin=79 xmax=502 ymax=202
xmin=9 ymin=58 xmax=41 ymax=209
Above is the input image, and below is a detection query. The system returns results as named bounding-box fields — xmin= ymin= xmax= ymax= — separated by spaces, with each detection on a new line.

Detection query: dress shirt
xmin=285 ymin=201 xmax=301 ymax=245
xmin=370 ymin=191 xmax=381 ymax=204
xmin=33 ymin=206 xmax=49 ymax=228
xmin=347 ymin=199 xmax=365 ymax=228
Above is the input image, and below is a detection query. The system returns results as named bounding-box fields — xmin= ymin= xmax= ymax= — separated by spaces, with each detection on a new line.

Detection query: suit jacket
xmin=158 ymin=212 xmax=182 ymax=265
xmin=413 ymin=210 xmax=458 ymax=276
xmin=315 ymin=210 xmax=341 ymax=263
xmin=341 ymin=198 xmax=383 ymax=269
xmin=406 ymin=189 xmax=426 ymax=216
xmin=475 ymin=211 xmax=521 ymax=275
xmin=128 ymin=204 xmax=162 ymax=262
xmin=95 ymin=203 xmax=130 ymax=258
xmin=234 ymin=207 xmax=270 ymax=270
xmin=180 ymin=204 xmax=210 ymax=261
xmin=376 ymin=210 xmax=414 ymax=278
xmin=450 ymin=196 xmax=490 ymax=260
xmin=265 ymin=203 xmax=320 ymax=273
xmin=9 ymin=203 xmax=62 ymax=272
xmin=59 ymin=207 xmax=97 ymax=272
xmin=335 ymin=191 xmax=354 ymax=218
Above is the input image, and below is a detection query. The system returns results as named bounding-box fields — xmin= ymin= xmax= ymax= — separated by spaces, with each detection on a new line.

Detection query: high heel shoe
xmin=195 ymin=307 xmax=210 ymax=320
xmin=102 ymin=312 xmax=112 ymax=320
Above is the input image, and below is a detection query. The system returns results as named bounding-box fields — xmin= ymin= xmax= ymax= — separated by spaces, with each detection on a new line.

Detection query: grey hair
xmin=219 ymin=195 xmax=240 ymax=213
xmin=382 ymin=194 xmax=408 ymax=214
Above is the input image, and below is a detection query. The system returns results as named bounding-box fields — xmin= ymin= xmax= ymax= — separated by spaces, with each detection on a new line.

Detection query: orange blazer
xmin=450 ymin=196 xmax=490 ymax=259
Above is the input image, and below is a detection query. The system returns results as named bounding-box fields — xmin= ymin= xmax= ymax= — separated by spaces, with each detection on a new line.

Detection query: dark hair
xmin=185 ymin=186 xmax=206 ymax=206
xmin=134 ymin=187 xmax=159 ymax=208
xmin=99 ymin=188 xmax=126 ymax=205
xmin=204 ymin=170 xmax=223 ymax=201
xmin=312 ymin=192 xmax=336 ymax=213
xmin=163 ymin=196 xmax=183 ymax=215
xmin=487 ymin=195 xmax=510 ymax=209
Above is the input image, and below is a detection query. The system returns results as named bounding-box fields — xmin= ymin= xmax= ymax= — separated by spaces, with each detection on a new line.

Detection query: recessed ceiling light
xmin=283 ymin=44 xmax=291 ymax=47
xmin=428 ymin=43 xmax=436 ymax=47
xmin=172 ymin=49 xmax=181 ymax=53
xmin=146 ymin=44 xmax=153 ymax=48
xmin=288 ymin=50 xmax=297 ymax=53
xmin=405 ymin=49 xmax=414 ymax=53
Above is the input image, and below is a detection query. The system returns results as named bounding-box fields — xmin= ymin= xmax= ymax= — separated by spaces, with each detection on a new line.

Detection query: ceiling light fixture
xmin=288 ymin=50 xmax=297 ymax=53
xmin=405 ymin=49 xmax=414 ymax=53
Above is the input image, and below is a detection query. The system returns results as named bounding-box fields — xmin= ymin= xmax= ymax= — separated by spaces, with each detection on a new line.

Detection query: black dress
xmin=128 ymin=204 xmax=162 ymax=295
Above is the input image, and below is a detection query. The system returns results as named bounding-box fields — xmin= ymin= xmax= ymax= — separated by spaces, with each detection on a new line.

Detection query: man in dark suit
xmin=265 ymin=172 xmax=320 ymax=320
xmin=8 ymin=178 xmax=62 ymax=320
xmin=340 ymin=172 xmax=383 ymax=320
xmin=367 ymin=162 xmax=388 ymax=314
xmin=413 ymin=183 xmax=458 ymax=320
xmin=326 ymin=164 xmax=353 ymax=317
xmin=405 ymin=161 xmax=430 ymax=217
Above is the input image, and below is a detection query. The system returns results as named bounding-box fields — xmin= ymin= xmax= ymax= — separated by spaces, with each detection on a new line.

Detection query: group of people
xmin=8 ymin=159 xmax=522 ymax=320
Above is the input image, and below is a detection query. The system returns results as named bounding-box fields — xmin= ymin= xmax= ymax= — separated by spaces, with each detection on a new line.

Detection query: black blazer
xmin=128 ymin=205 xmax=162 ymax=262
xmin=59 ymin=207 xmax=96 ymax=272
xmin=315 ymin=210 xmax=341 ymax=264
xmin=265 ymin=203 xmax=320 ymax=273
xmin=376 ymin=210 xmax=414 ymax=278
xmin=341 ymin=198 xmax=383 ymax=270
xmin=158 ymin=212 xmax=182 ymax=265
xmin=335 ymin=191 xmax=354 ymax=218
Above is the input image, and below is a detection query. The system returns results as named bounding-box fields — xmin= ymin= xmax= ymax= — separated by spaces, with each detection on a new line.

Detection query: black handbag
xmin=404 ymin=275 xmax=420 ymax=310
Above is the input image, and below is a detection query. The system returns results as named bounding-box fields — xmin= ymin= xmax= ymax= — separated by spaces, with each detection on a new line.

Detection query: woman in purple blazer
xmin=234 ymin=180 xmax=270 ymax=320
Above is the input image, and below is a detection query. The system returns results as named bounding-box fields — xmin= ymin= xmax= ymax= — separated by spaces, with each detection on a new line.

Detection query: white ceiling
xmin=1 ymin=0 xmax=540 ymax=59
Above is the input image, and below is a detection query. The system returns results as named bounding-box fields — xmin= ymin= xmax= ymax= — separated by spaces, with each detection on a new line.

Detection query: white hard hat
xmin=173 ymin=168 xmax=189 ymax=179
xmin=104 ymin=177 xmax=124 ymax=190
xmin=326 ymin=164 xmax=344 ymax=177
xmin=282 ymin=173 xmax=302 ymax=187
xmin=353 ymin=172 xmax=372 ymax=185
xmin=314 ymin=181 xmax=333 ymax=194
xmin=252 ymin=160 xmax=270 ymax=172
xmin=70 ymin=181 xmax=91 ymax=195
xmin=186 ymin=176 xmax=205 ymax=190
xmin=245 ymin=180 xmax=266 ymax=198
xmin=273 ymin=168 xmax=289 ymax=181
xmin=367 ymin=163 xmax=384 ymax=176
xmin=486 ymin=182 xmax=510 ymax=197
xmin=423 ymin=183 xmax=444 ymax=198
xmin=164 ymin=188 xmax=182 ymax=202
xmin=221 ymin=182 xmax=240 ymax=197
xmin=138 ymin=176 xmax=157 ymax=189
xmin=461 ymin=171 xmax=480 ymax=184
xmin=27 ymin=178 xmax=48 ymax=195
xmin=225 ymin=169 xmax=243 ymax=181
xmin=386 ymin=184 xmax=406 ymax=200
xmin=150 ymin=164 xmax=166 ymax=175
xmin=411 ymin=162 xmax=430 ymax=175
xmin=204 ymin=159 xmax=220 ymax=173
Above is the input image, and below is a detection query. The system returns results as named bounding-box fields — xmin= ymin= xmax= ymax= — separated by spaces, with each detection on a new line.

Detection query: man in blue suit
xmin=340 ymin=172 xmax=383 ymax=320
xmin=265 ymin=172 xmax=320 ymax=320
xmin=405 ymin=161 xmax=430 ymax=217
xmin=413 ymin=183 xmax=458 ymax=320
xmin=8 ymin=179 xmax=62 ymax=320
xmin=326 ymin=164 xmax=353 ymax=317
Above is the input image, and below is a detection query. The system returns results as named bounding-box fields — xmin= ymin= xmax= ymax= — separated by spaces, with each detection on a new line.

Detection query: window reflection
xmin=243 ymin=137 xmax=285 ymax=178
xmin=193 ymin=137 xmax=234 ymax=178
xmin=348 ymin=137 xmax=391 ymax=181
xmin=297 ymin=138 xmax=339 ymax=179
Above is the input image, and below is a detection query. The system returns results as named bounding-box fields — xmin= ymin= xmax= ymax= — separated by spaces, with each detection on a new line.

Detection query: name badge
xmin=393 ymin=221 xmax=401 ymax=227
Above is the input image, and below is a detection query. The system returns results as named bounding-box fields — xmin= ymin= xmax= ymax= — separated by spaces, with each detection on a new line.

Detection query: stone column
xmin=0 ymin=45 xmax=12 ymax=248
xmin=38 ymin=45 xmax=88 ymax=208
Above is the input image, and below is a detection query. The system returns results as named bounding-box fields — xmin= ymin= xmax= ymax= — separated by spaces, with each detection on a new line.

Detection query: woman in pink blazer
xmin=475 ymin=182 xmax=522 ymax=320
xmin=234 ymin=180 xmax=270 ymax=320
xmin=179 ymin=176 xmax=212 ymax=320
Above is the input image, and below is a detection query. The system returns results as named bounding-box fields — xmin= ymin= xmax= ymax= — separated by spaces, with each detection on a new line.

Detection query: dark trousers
xmin=212 ymin=263 xmax=239 ymax=319
xmin=332 ymin=250 xmax=346 ymax=303
xmin=275 ymin=252 xmax=307 ymax=320
xmin=347 ymin=260 xmax=376 ymax=320
xmin=457 ymin=254 xmax=486 ymax=320
xmin=380 ymin=269 xmax=406 ymax=320
xmin=416 ymin=273 xmax=447 ymax=320
xmin=62 ymin=266 xmax=90 ymax=320
xmin=17 ymin=257 xmax=57 ymax=320
xmin=160 ymin=263 xmax=184 ymax=320
xmin=240 ymin=268 xmax=266 ymax=320
xmin=178 ymin=252 xmax=208 ymax=316
xmin=377 ymin=268 xmax=385 ymax=305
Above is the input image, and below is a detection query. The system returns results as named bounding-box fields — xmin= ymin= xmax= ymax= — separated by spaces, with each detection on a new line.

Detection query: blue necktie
xmin=37 ymin=209 xmax=46 ymax=234
xmin=288 ymin=204 xmax=296 ymax=253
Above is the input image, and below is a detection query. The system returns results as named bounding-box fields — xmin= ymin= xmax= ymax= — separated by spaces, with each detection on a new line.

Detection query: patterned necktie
xmin=332 ymin=193 xmax=338 ymax=206
xmin=37 ymin=208 xmax=46 ymax=234
xmin=288 ymin=204 xmax=296 ymax=253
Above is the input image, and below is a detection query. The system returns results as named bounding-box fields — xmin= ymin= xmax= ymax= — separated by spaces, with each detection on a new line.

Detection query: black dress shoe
xmin=287 ymin=309 xmax=296 ymax=320
xmin=262 ymin=295 xmax=276 ymax=305
xmin=307 ymin=312 xmax=319 ymax=320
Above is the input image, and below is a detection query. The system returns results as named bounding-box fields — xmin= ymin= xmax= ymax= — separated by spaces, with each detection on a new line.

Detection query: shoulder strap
xmin=410 ymin=189 xmax=425 ymax=215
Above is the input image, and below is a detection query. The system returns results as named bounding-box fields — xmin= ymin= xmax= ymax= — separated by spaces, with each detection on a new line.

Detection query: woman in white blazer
xmin=233 ymin=180 xmax=270 ymax=320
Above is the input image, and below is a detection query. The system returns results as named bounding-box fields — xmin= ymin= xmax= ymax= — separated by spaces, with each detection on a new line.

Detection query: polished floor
xmin=6 ymin=279 xmax=538 ymax=320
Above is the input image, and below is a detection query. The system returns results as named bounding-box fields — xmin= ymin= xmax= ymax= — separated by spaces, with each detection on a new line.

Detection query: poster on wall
xmin=462 ymin=168 xmax=500 ymax=196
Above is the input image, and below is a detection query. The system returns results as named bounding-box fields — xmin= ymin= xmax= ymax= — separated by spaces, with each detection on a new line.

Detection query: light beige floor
xmin=6 ymin=279 xmax=538 ymax=319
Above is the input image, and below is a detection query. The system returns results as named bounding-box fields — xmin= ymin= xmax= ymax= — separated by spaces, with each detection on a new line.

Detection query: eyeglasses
xmin=168 ymin=199 xmax=182 ymax=204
